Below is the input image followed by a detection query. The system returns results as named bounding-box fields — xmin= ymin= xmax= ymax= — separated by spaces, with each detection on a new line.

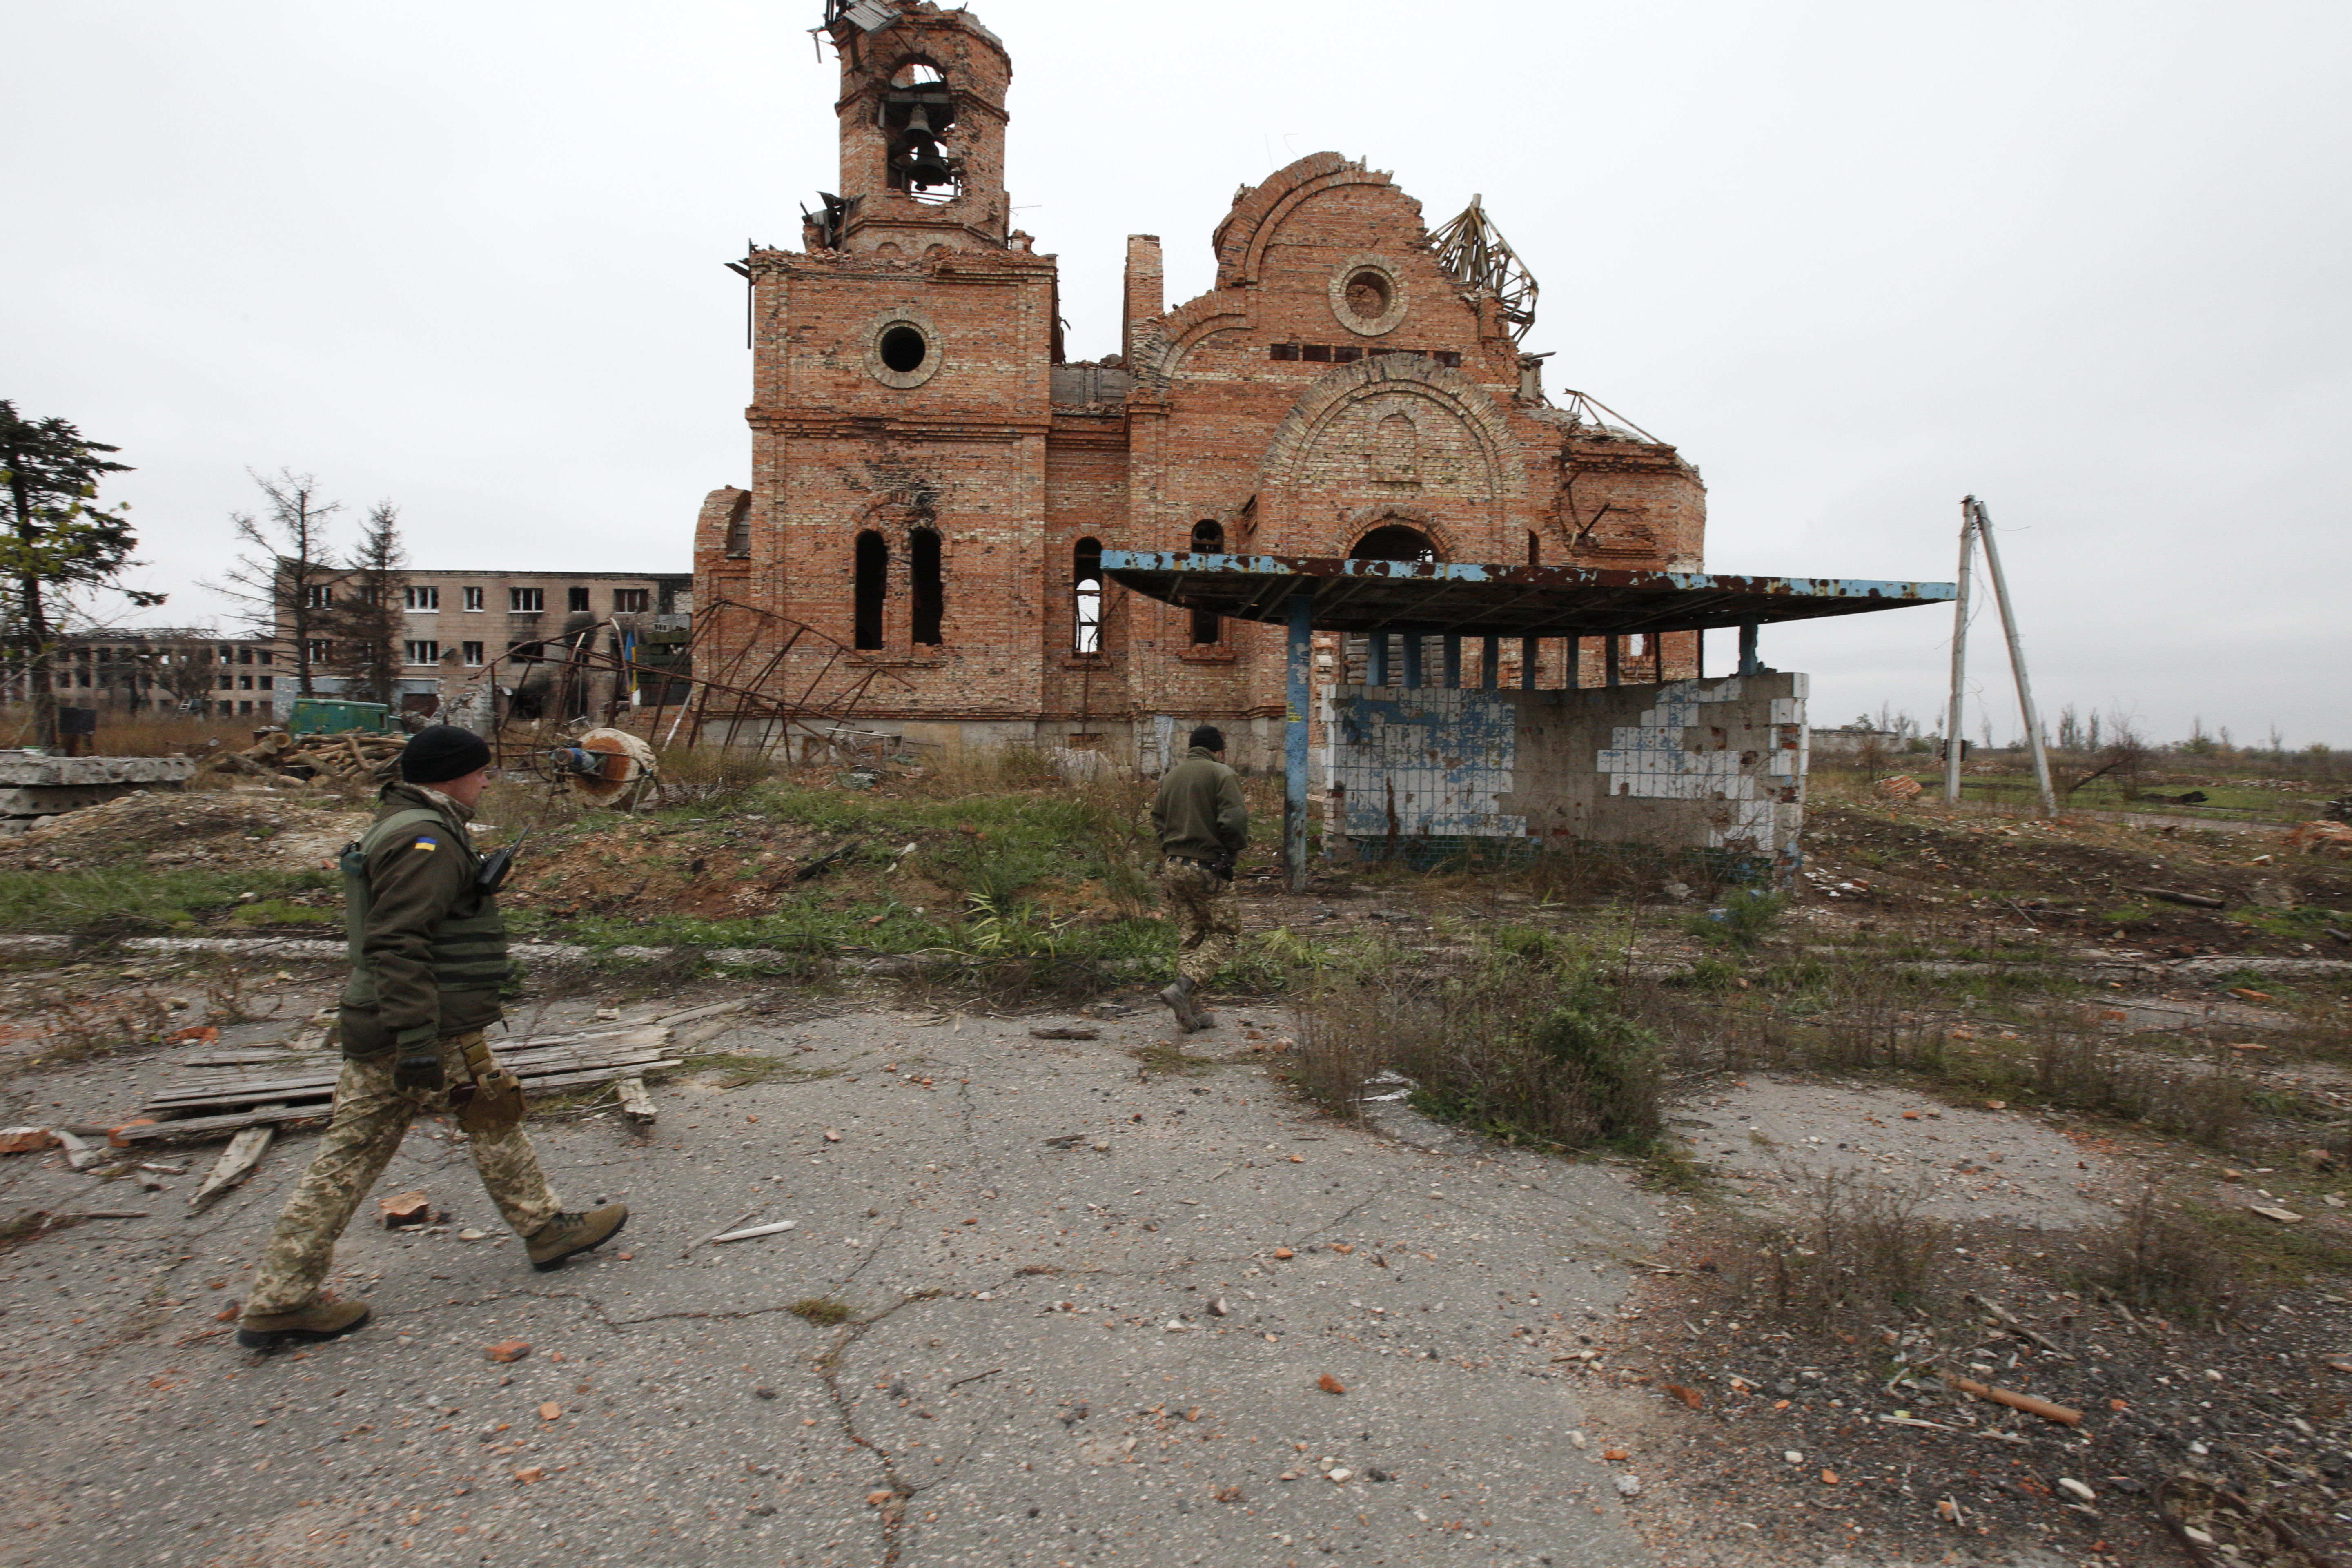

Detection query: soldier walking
xmin=1151 ymin=725 xmax=1247 ymax=1032
xmin=238 ymin=726 xmax=627 ymax=1350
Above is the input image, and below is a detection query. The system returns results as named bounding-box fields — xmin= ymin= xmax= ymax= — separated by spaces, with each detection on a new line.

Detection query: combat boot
xmin=526 ymin=1202 xmax=629 ymax=1272
xmin=237 ymin=1296 xmax=371 ymax=1350
xmin=1160 ymin=977 xmax=1214 ymax=1033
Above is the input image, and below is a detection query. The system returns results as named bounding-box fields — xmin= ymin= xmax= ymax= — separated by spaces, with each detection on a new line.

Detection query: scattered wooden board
xmin=188 ymin=1118 xmax=276 ymax=1211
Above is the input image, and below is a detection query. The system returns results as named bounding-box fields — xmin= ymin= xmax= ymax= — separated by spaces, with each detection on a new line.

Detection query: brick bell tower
xmin=697 ymin=2 xmax=1061 ymax=755
xmin=821 ymin=3 xmax=1013 ymax=255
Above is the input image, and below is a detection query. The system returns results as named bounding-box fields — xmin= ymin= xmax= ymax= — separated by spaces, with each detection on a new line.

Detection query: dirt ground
xmin=0 ymin=762 xmax=2348 ymax=1565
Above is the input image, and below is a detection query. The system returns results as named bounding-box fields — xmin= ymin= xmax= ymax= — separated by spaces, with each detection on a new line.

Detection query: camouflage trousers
xmin=1160 ymin=859 xmax=1240 ymax=989
xmin=246 ymin=1031 xmax=559 ymax=1316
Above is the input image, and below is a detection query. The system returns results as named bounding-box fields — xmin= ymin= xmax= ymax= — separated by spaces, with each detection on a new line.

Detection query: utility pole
xmin=1942 ymin=502 xmax=1975 ymax=804
xmin=1969 ymin=497 xmax=2055 ymax=817
xmin=1946 ymin=497 xmax=2055 ymax=817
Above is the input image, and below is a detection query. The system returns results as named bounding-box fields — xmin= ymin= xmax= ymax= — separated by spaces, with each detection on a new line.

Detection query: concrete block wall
xmin=1326 ymin=673 xmax=1807 ymax=873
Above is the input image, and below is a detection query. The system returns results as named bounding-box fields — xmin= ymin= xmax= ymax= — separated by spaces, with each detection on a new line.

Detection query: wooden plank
xmin=121 ymin=1060 xmax=685 ymax=1142
xmin=142 ymin=1048 xmax=681 ymax=1112
xmin=617 ymin=1076 xmax=656 ymax=1125
xmin=188 ymin=1119 xmax=276 ymax=1211
xmin=116 ymin=1105 xmax=331 ymax=1142
xmin=176 ymin=1025 xmax=668 ymax=1071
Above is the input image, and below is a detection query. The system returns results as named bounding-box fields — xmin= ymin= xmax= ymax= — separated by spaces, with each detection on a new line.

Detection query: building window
xmin=1527 ymin=530 xmax=1541 ymax=566
xmin=404 ymin=585 xmax=439 ymax=610
xmin=305 ymin=640 xmax=330 ymax=665
xmin=236 ymin=646 xmax=252 ymax=665
xmin=724 ymin=492 xmax=752 ymax=558
xmin=1188 ymin=522 xmax=1223 ymax=646
xmin=463 ymin=586 xmax=484 ymax=611
xmin=1269 ymin=343 xmax=1301 ymax=361
xmin=240 ymin=675 xmax=253 ymax=690
xmin=613 ymin=588 xmax=649 ymax=613
xmin=568 ymin=586 xmax=591 ymax=613
xmin=257 ymin=649 xmax=272 ymax=665
xmin=258 ymin=676 xmax=273 ymax=690
xmin=405 ymin=640 xmax=439 ymax=666
xmin=853 ymin=531 xmax=886 ymax=650
xmin=462 ymin=641 xmax=485 ymax=666
xmin=217 ymin=674 xmax=232 ymax=690
xmin=1073 ymin=537 xmax=1102 ymax=655
xmin=238 ymin=701 xmax=252 ymax=716
xmin=510 ymin=587 xmax=543 ymax=613
xmin=910 ymin=528 xmax=943 ymax=646
xmin=307 ymin=584 xmax=334 ymax=608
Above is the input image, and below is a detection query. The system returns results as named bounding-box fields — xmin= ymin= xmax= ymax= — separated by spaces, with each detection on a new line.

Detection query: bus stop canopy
xmin=1099 ymin=551 xmax=1953 ymax=637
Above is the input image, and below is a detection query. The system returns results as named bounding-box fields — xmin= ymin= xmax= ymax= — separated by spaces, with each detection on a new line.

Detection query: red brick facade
xmin=693 ymin=4 xmax=1707 ymax=768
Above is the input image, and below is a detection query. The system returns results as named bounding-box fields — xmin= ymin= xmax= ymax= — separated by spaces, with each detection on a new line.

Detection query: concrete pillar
xmin=1401 ymin=634 xmax=1423 ymax=690
xmin=1738 ymin=621 xmax=1760 ymax=675
xmin=1368 ymin=633 xmax=1389 ymax=688
xmin=1606 ymin=635 xmax=1622 ymax=688
xmin=1480 ymin=636 xmax=1499 ymax=690
xmin=1519 ymin=636 xmax=1538 ymax=690
xmin=1284 ymin=592 xmax=1313 ymax=893
xmin=1442 ymin=635 xmax=1462 ymax=689
xmin=1566 ymin=637 xmax=1581 ymax=689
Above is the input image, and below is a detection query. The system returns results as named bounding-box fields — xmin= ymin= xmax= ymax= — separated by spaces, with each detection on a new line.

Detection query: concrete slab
xmin=0 ymin=751 xmax=198 ymax=786
xmin=0 ymin=997 xmax=1668 ymax=1566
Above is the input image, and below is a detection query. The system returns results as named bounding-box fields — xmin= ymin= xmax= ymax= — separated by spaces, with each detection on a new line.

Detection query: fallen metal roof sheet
xmin=1100 ymin=551 xmax=1954 ymax=638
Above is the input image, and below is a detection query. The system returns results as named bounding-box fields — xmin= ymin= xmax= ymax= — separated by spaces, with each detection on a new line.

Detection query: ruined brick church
xmin=693 ymin=2 xmax=1706 ymax=770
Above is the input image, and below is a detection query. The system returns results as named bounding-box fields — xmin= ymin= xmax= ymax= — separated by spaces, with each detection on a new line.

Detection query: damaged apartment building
xmin=693 ymin=0 xmax=1709 ymax=770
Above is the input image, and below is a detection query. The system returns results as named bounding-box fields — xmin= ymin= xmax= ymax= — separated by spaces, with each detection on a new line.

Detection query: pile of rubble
xmin=0 ymin=790 xmax=368 ymax=873
xmin=205 ymin=728 xmax=406 ymax=788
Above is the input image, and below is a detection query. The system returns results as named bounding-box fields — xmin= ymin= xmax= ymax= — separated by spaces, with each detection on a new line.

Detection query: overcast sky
xmin=7 ymin=0 xmax=2347 ymax=747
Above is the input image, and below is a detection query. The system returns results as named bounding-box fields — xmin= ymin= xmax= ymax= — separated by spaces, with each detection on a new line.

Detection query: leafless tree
xmin=210 ymin=469 xmax=342 ymax=697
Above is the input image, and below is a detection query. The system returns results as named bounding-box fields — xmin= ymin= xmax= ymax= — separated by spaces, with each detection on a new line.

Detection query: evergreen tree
xmin=0 ymin=401 xmax=163 ymax=747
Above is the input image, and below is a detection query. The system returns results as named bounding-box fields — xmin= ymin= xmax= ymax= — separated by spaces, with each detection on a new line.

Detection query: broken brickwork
xmin=693 ymin=2 xmax=1708 ymax=769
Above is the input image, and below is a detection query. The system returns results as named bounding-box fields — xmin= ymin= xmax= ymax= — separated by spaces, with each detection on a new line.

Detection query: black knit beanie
xmin=400 ymin=725 xmax=493 ymax=784
xmin=1189 ymin=725 xmax=1225 ymax=753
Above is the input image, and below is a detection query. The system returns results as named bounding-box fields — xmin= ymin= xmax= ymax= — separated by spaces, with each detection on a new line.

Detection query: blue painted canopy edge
xmin=1100 ymin=550 xmax=1955 ymax=638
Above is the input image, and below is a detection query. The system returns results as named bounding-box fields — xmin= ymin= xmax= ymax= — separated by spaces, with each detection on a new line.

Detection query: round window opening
xmin=1343 ymin=269 xmax=1393 ymax=324
xmin=879 ymin=324 xmax=929 ymax=374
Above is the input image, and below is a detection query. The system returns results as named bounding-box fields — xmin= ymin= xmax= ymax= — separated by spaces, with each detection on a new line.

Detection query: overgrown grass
xmin=788 ymin=1296 xmax=856 ymax=1326
xmin=1297 ymin=935 xmax=1662 ymax=1155
xmin=0 ymin=867 xmax=333 ymax=935
xmin=2083 ymin=1187 xmax=2231 ymax=1326
xmin=1751 ymin=1173 xmax=1949 ymax=1319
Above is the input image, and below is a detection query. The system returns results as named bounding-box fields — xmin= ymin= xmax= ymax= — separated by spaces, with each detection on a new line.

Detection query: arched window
xmin=1351 ymin=523 xmax=1438 ymax=562
xmin=853 ymin=531 xmax=886 ymax=649
xmin=1188 ymin=521 xmax=1223 ymax=646
xmin=910 ymin=527 xmax=943 ymax=646
xmin=1073 ymin=537 xmax=1103 ymax=655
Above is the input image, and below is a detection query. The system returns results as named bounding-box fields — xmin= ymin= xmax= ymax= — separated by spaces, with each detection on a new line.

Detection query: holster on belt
xmin=448 ymin=1033 xmax=526 ymax=1137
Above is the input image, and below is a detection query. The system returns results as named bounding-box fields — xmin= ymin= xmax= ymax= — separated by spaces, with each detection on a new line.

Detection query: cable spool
xmin=548 ymin=728 xmax=657 ymax=805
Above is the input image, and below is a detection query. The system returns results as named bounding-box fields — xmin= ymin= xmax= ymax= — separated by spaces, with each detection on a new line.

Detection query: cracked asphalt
xmin=0 ymin=991 xmax=1666 ymax=1567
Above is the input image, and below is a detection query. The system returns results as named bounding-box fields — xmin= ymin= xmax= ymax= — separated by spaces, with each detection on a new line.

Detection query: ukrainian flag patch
xmin=412 ymin=836 xmax=439 ymax=851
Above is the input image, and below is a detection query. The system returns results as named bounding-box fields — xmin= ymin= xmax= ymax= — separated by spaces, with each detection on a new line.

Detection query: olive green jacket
xmin=1152 ymin=746 xmax=1248 ymax=864
xmin=337 ymin=783 xmax=510 ymax=1058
